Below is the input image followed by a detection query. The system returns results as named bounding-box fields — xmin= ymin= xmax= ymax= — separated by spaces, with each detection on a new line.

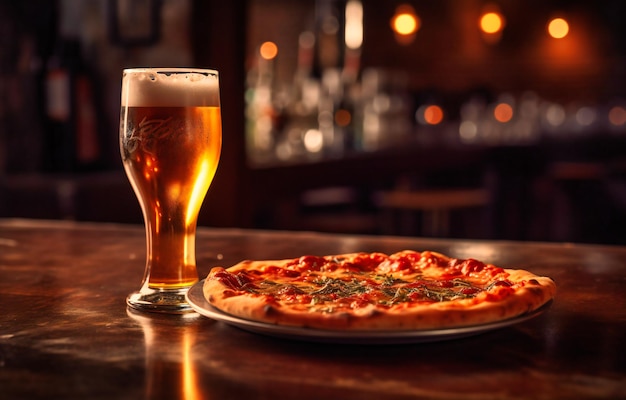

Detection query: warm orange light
xmin=391 ymin=5 xmax=420 ymax=36
xmin=480 ymin=12 xmax=503 ymax=34
xmin=393 ymin=14 xmax=418 ymax=35
xmin=609 ymin=106 xmax=626 ymax=126
xmin=547 ymin=18 xmax=569 ymax=39
xmin=335 ymin=109 xmax=352 ymax=127
xmin=259 ymin=41 xmax=278 ymax=60
xmin=494 ymin=103 xmax=513 ymax=123
xmin=424 ymin=105 xmax=444 ymax=125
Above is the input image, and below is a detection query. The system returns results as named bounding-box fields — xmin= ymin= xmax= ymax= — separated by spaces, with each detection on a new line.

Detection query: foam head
xmin=121 ymin=68 xmax=220 ymax=107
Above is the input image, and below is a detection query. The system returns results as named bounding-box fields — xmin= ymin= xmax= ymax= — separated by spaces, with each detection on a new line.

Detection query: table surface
xmin=0 ymin=219 xmax=624 ymax=399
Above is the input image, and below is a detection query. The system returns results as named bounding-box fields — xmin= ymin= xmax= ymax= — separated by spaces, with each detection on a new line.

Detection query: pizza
xmin=203 ymin=250 xmax=556 ymax=331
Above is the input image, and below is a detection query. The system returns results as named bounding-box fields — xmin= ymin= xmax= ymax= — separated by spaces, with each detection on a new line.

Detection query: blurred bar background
xmin=1 ymin=0 xmax=625 ymax=244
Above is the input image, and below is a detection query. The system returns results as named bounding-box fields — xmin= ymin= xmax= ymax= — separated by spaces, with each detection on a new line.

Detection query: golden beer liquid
xmin=121 ymin=106 xmax=222 ymax=288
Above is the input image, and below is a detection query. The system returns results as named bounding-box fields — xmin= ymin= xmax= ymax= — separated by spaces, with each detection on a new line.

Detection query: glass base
xmin=126 ymin=286 xmax=196 ymax=314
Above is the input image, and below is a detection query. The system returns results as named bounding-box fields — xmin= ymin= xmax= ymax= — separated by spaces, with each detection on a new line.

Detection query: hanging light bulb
xmin=547 ymin=17 xmax=569 ymax=39
xmin=480 ymin=12 xmax=503 ymax=34
xmin=479 ymin=4 xmax=505 ymax=44
xmin=390 ymin=4 xmax=420 ymax=45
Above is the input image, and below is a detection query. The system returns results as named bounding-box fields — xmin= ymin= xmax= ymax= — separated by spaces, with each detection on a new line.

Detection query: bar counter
xmin=0 ymin=219 xmax=624 ymax=399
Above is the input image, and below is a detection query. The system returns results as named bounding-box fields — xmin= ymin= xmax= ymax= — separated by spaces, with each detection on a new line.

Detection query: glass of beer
xmin=120 ymin=68 xmax=222 ymax=313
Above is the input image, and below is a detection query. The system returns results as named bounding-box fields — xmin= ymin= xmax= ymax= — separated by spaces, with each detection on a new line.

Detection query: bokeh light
xmin=259 ymin=41 xmax=278 ymax=60
xmin=335 ymin=109 xmax=352 ymax=127
xmin=391 ymin=5 xmax=420 ymax=36
xmin=459 ymin=121 xmax=478 ymax=141
xmin=423 ymin=105 xmax=444 ymax=125
xmin=609 ymin=106 xmax=626 ymax=126
xmin=345 ymin=0 xmax=363 ymax=49
xmin=545 ymin=104 xmax=566 ymax=127
xmin=303 ymin=129 xmax=324 ymax=153
xmin=494 ymin=103 xmax=514 ymax=123
xmin=547 ymin=18 xmax=569 ymax=39
xmin=575 ymin=107 xmax=596 ymax=126
xmin=480 ymin=12 xmax=504 ymax=34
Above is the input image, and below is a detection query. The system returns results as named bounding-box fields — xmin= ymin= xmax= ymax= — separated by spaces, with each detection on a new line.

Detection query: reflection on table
xmin=0 ymin=219 xmax=624 ymax=399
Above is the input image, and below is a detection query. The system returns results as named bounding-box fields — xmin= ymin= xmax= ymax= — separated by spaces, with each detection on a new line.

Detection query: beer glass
xmin=120 ymin=68 xmax=222 ymax=313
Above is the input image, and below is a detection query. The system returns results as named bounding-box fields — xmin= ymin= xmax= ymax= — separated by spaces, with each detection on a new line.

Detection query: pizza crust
xmin=203 ymin=252 xmax=556 ymax=331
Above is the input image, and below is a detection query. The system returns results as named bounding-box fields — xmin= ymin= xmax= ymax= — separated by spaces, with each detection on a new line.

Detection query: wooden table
xmin=0 ymin=219 xmax=624 ymax=399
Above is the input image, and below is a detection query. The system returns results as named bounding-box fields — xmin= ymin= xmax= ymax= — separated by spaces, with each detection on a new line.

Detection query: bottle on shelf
xmin=43 ymin=34 xmax=102 ymax=172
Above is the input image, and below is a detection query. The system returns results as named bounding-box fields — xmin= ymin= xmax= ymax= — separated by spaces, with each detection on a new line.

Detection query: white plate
xmin=186 ymin=280 xmax=551 ymax=344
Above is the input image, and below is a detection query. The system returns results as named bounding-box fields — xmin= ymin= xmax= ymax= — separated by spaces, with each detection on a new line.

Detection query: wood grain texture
xmin=0 ymin=218 xmax=624 ymax=399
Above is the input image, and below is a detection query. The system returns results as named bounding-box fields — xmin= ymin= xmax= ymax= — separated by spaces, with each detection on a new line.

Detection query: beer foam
xmin=122 ymin=68 xmax=220 ymax=107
